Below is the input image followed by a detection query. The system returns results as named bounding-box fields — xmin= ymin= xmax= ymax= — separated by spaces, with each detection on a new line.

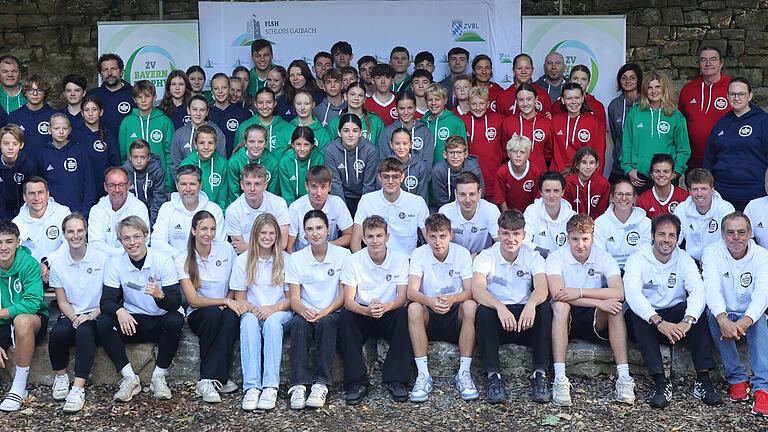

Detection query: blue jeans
xmin=240 ymin=311 xmax=292 ymax=390
xmin=707 ymin=312 xmax=768 ymax=391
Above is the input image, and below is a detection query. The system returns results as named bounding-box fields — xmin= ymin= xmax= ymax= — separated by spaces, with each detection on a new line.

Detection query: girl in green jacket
xmin=279 ymin=126 xmax=325 ymax=205
xmin=234 ymin=88 xmax=295 ymax=158
xmin=227 ymin=124 xmax=279 ymax=205
xmin=289 ymin=90 xmax=333 ymax=151
xmin=179 ymin=125 xmax=229 ymax=210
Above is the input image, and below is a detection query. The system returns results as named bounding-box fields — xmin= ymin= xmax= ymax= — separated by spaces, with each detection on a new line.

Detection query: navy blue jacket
xmin=0 ymin=153 xmax=36 ymax=219
xmin=167 ymin=103 xmax=190 ymax=130
xmin=208 ymin=103 xmax=252 ymax=156
xmin=35 ymin=140 xmax=96 ymax=216
xmin=71 ymin=125 xmax=120 ymax=197
xmin=8 ymin=104 xmax=57 ymax=154
xmin=86 ymin=80 xmax=136 ymax=133
xmin=60 ymin=107 xmax=83 ymax=130
xmin=0 ymin=104 xmax=7 ymax=127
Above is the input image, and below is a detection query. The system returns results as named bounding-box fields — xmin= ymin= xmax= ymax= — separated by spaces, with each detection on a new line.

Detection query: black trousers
xmin=338 ymin=307 xmax=413 ymax=388
xmin=476 ymin=303 xmax=552 ymax=374
xmin=48 ymin=316 xmax=98 ymax=379
xmin=96 ymin=311 xmax=184 ymax=371
xmin=289 ymin=311 xmax=340 ymax=386
xmin=187 ymin=306 xmax=239 ymax=382
xmin=626 ymin=301 xmax=715 ymax=375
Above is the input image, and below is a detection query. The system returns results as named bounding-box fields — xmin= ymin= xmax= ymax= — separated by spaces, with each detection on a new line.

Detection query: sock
xmin=554 ymin=363 xmax=566 ymax=380
xmin=651 ymin=373 xmax=666 ymax=385
xmin=459 ymin=357 xmax=472 ymax=375
xmin=120 ymin=364 xmax=137 ymax=379
xmin=696 ymin=370 xmax=710 ymax=382
xmin=152 ymin=366 xmax=168 ymax=378
xmin=10 ymin=366 xmax=29 ymax=395
xmin=415 ymin=357 xmax=429 ymax=376
xmin=616 ymin=364 xmax=630 ymax=379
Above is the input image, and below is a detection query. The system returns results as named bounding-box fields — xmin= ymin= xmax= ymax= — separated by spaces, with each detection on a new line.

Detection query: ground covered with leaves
xmin=3 ymin=375 xmax=765 ymax=431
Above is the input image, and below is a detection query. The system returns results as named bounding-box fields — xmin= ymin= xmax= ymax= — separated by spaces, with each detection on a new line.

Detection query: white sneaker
xmin=150 ymin=373 xmax=172 ymax=400
xmin=220 ymin=380 xmax=238 ymax=394
xmin=256 ymin=387 xmax=278 ymax=410
xmin=409 ymin=373 xmax=433 ymax=403
xmin=552 ymin=376 xmax=572 ymax=406
xmin=242 ymin=388 xmax=261 ymax=411
xmin=306 ymin=383 xmax=328 ymax=408
xmin=288 ymin=385 xmax=307 ymax=410
xmin=113 ymin=376 xmax=141 ymax=402
xmin=614 ymin=375 xmax=636 ymax=404
xmin=52 ymin=374 xmax=70 ymax=401
xmin=196 ymin=379 xmax=222 ymax=403
xmin=0 ymin=391 xmax=27 ymax=412
xmin=63 ymin=386 xmax=85 ymax=413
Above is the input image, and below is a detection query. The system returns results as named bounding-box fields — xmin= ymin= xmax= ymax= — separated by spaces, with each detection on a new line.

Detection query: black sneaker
xmin=693 ymin=378 xmax=723 ymax=406
xmin=485 ymin=373 xmax=507 ymax=404
xmin=344 ymin=384 xmax=368 ymax=405
xmin=386 ymin=382 xmax=408 ymax=402
xmin=530 ymin=372 xmax=551 ymax=403
xmin=649 ymin=379 xmax=672 ymax=408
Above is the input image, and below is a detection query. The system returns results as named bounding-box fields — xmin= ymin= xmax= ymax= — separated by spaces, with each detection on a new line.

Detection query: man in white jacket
xmin=88 ymin=167 xmax=150 ymax=257
xmin=704 ymin=211 xmax=768 ymax=416
xmin=624 ymin=213 xmax=720 ymax=409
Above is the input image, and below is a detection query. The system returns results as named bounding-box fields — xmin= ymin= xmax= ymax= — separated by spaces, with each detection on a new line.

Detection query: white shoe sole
xmin=114 ymin=385 xmax=141 ymax=402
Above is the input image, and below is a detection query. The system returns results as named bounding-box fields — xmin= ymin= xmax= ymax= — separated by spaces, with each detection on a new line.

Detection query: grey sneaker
xmin=150 ymin=373 xmax=172 ymax=400
xmin=257 ymin=387 xmax=278 ymax=410
xmin=113 ymin=376 xmax=141 ymax=402
xmin=52 ymin=374 xmax=70 ymax=401
xmin=288 ymin=385 xmax=307 ymax=410
xmin=63 ymin=386 xmax=85 ymax=413
xmin=409 ymin=373 xmax=433 ymax=403
xmin=454 ymin=370 xmax=480 ymax=401
xmin=196 ymin=379 xmax=222 ymax=403
xmin=306 ymin=383 xmax=328 ymax=408
xmin=552 ymin=376 xmax=572 ymax=406
xmin=220 ymin=380 xmax=239 ymax=394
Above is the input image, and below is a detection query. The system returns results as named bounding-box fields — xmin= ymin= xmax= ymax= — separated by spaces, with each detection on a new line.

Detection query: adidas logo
xmin=130 ymin=132 xmax=138 ymax=138
xmin=174 ymin=224 xmax=182 ymax=229
xmin=607 ymin=236 xmax=615 ymax=242
xmin=290 ymin=175 xmax=297 ymax=180
xmin=539 ymin=231 xmax=546 ymax=236
xmin=690 ymin=98 xmax=697 ymax=104
xmin=723 ymin=272 xmax=730 ymax=278
xmin=637 ymin=122 xmax=644 ymax=128
xmin=557 ymin=130 xmax=563 ymax=136
xmin=758 ymin=222 xmax=764 ymax=228
xmin=46 ymin=164 xmax=54 ymax=171
xmin=649 ymin=206 xmax=656 ymax=211
xmin=616 ymin=117 xmax=622 ymax=122
xmin=337 ymin=163 xmax=345 ymax=169
xmin=717 ymin=130 xmax=724 ymax=136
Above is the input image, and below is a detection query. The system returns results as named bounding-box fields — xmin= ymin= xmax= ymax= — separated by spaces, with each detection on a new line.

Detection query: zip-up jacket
xmin=564 ymin=173 xmax=611 ymax=218
xmin=290 ymin=117 xmax=334 ymax=151
xmin=594 ymin=205 xmax=652 ymax=268
xmin=226 ymin=147 xmax=279 ymax=204
xmin=462 ymin=112 xmax=505 ymax=202
xmin=117 ymin=108 xmax=175 ymax=191
xmin=71 ymin=124 xmax=120 ymax=197
xmin=278 ymin=148 xmax=325 ymax=205
xmin=208 ymin=103 xmax=252 ymax=156
xmin=378 ymin=120 xmax=434 ymax=167
xmin=233 ymin=114 xmax=296 ymax=158
xmin=314 ymin=98 xmax=346 ymax=128
xmin=0 ymin=153 xmax=36 ymax=219
xmin=550 ymin=111 xmax=606 ymax=174
xmin=536 ymin=75 xmax=566 ymax=103
xmin=35 ymin=140 xmax=96 ymax=217
xmin=0 ymin=245 xmax=48 ymax=325
xmin=170 ymin=121 xmax=227 ymax=176
xmin=621 ymin=106 xmax=690 ymax=177
xmin=86 ymin=80 xmax=137 ymax=132
xmin=323 ymin=137 xmax=379 ymax=202
xmin=422 ymin=109 xmax=467 ymax=165
xmin=501 ymin=112 xmax=552 ymax=172
xmin=679 ymin=75 xmax=732 ymax=169
xmin=12 ymin=198 xmax=70 ymax=262
xmin=122 ymin=154 xmax=166 ymax=225
xmin=673 ymin=191 xmax=735 ymax=261
xmin=88 ymin=194 xmax=150 ymax=257
xmin=607 ymin=94 xmax=638 ymax=178
xmin=429 ymin=155 xmax=484 ymax=209
xmin=8 ymin=104 xmax=57 ymax=153
xmin=179 ymin=151 xmax=229 ymax=211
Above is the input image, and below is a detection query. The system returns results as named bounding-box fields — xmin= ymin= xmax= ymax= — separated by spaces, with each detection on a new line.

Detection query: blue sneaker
xmin=409 ymin=373 xmax=433 ymax=402
xmin=455 ymin=370 xmax=480 ymax=401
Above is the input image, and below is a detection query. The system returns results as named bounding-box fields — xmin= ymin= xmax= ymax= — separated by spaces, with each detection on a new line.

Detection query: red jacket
xmin=462 ymin=111 xmax=506 ymax=202
xmin=678 ymin=75 xmax=732 ymax=168
xmin=551 ymin=93 xmax=607 ymax=132
xmin=563 ymin=173 xmax=610 ymax=218
xmin=550 ymin=111 xmax=606 ymax=174
xmin=495 ymin=160 xmax=542 ymax=211
xmin=364 ymin=93 xmax=398 ymax=126
xmin=496 ymin=83 xmax=552 ymax=117
xmin=485 ymin=82 xmax=504 ymax=113
xmin=636 ymin=186 xmax=690 ymax=219
xmin=501 ymin=112 xmax=552 ymax=171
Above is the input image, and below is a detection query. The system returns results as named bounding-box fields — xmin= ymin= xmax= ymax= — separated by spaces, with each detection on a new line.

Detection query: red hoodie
xmin=551 ymin=93 xmax=607 ymax=132
xmin=496 ymin=83 xmax=552 ymax=117
xmin=462 ymin=111 xmax=506 ymax=202
xmin=501 ymin=112 xmax=552 ymax=172
xmin=495 ymin=160 xmax=542 ymax=210
xmin=678 ymin=75 xmax=732 ymax=168
xmin=364 ymin=93 xmax=398 ymax=126
xmin=564 ymin=173 xmax=610 ymax=218
xmin=636 ymin=186 xmax=689 ymax=219
xmin=549 ymin=111 xmax=606 ymax=174
xmin=484 ymin=82 xmax=504 ymax=113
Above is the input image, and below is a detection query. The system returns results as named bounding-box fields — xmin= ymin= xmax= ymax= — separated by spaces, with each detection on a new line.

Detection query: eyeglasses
xmin=699 ymin=57 xmax=720 ymax=64
xmin=26 ymin=88 xmax=45 ymax=95
xmin=446 ymin=150 xmax=466 ymax=157
xmin=614 ymin=192 xmax=634 ymax=198
xmin=728 ymin=92 xmax=749 ymax=99
xmin=380 ymin=174 xmax=401 ymax=182
xmin=106 ymin=182 xmax=129 ymax=191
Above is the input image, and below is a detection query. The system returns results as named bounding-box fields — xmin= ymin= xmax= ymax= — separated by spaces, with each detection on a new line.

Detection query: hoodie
xmin=550 ymin=111 xmax=606 ymax=175
xmin=679 ymin=75 xmax=732 ymax=169
xmin=0 ymin=104 xmax=6 ymax=127
xmin=86 ymin=80 xmax=137 ymax=132
xmin=462 ymin=112 xmax=505 ymax=202
xmin=390 ymin=154 xmax=430 ymax=204
xmin=0 ymin=152 xmax=36 ymax=219
xmin=165 ymin=102 xmax=190 ymax=130
xmin=150 ymin=191 xmax=226 ymax=259
xmin=501 ymin=112 xmax=553 ymax=172
xmin=233 ymin=114 xmax=295 ymax=158
xmin=117 ymin=108 xmax=176 ymax=191
xmin=12 ymin=198 xmax=71 ymax=262
xmin=551 ymin=93 xmax=607 ymax=132
xmin=673 ymin=190 xmax=735 ymax=261
xmin=208 ymin=103 xmax=252 ymax=156
xmin=278 ymin=148 xmax=325 ymax=205
xmin=326 ymin=111 xmax=385 ymax=147
xmin=71 ymin=124 xmax=120 ymax=198
xmin=422 ymin=109 xmax=467 ymax=165
xmin=0 ymin=246 xmax=48 ymax=326
xmin=122 ymin=154 xmax=166 ymax=225
xmin=88 ymin=194 xmax=150 ymax=257
xmin=226 ymin=147 xmax=279 ymax=204
xmin=313 ymin=98 xmax=347 ymax=127
xmin=496 ymin=82 xmax=553 ymax=117
xmin=536 ymin=75 xmax=566 ymax=103
xmin=35 ymin=140 xmax=96 ymax=217
xmin=621 ymin=106 xmax=690 ymax=177
xmin=564 ymin=173 xmax=611 ymax=218
xmin=594 ymin=205 xmax=652 ymax=269
xmin=276 ymin=94 xmax=293 ymax=121
xmin=624 ymin=244 xmax=705 ymax=322
xmin=523 ymin=197 xmax=576 ymax=255
xmin=290 ymin=117 xmax=334 ymax=151
xmin=8 ymin=103 xmax=57 ymax=153
xmin=704 ymin=104 xmax=768 ymax=203
xmin=607 ymin=93 xmax=638 ymax=178
xmin=179 ymin=151 xmax=229 ymax=211
xmin=323 ymin=137 xmax=379 ymax=202
xmin=378 ymin=120 xmax=435 ymax=167
xmin=0 ymin=86 xmax=26 ymax=114
xmin=170 ymin=121 xmax=227 ymax=176
xmin=429 ymin=155 xmax=484 ymax=210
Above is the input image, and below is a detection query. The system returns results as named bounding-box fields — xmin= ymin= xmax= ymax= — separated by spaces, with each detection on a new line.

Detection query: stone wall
xmin=1 ymin=0 xmax=766 ymax=106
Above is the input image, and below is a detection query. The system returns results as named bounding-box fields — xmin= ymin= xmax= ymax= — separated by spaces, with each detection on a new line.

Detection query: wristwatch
xmin=682 ymin=316 xmax=696 ymax=325
xmin=652 ymin=317 xmax=664 ymax=327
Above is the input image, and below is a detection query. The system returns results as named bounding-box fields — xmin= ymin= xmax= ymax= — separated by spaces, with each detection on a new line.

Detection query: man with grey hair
xmin=536 ymin=52 xmax=566 ymax=102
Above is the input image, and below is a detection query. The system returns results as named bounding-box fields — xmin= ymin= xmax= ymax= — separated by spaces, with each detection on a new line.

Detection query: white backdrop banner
xmin=98 ymin=20 xmax=200 ymax=99
xmin=198 ymin=0 xmax=521 ymax=87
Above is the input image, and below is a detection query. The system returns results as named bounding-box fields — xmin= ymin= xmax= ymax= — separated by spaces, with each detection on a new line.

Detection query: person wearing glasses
xmin=704 ymin=77 xmax=768 ymax=211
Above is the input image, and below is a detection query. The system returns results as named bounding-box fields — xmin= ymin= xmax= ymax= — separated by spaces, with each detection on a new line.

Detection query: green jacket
xmin=179 ymin=151 xmax=229 ymax=211
xmin=290 ymin=117 xmax=334 ymax=152
xmin=118 ymin=108 xmax=176 ymax=191
xmin=326 ymin=112 xmax=385 ymax=149
xmin=278 ymin=148 xmax=324 ymax=205
xmin=226 ymin=147 xmax=280 ymax=205
xmin=0 ymin=86 xmax=26 ymax=114
xmin=234 ymin=115 xmax=296 ymax=158
xmin=247 ymin=68 xmax=269 ymax=96
xmin=0 ymin=246 xmax=47 ymax=326
xmin=621 ymin=106 xmax=691 ymax=176
xmin=421 ymin=109 xmax=467 ymax=165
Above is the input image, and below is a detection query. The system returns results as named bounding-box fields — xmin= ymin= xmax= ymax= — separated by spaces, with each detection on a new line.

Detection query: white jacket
xmin=150 ymin=191 xmax=225 ymax=259
xmin=12 ymin=198 xmax=70 ymax=262
xmin=88 ymin=194 xmax=150 ymax=257
xmin=523 ymin=197 xmax=575 ymax=255
xmin=594 ymin=205 xmax=651 ymax=269
xmin=674 ymin=191 xmax=735 ymax=261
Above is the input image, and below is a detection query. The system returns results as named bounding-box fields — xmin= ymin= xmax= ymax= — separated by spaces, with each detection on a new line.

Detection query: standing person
xmin=704 ymin=77 xmax=768 ymax=210
xmin=266 ymin=66 xmax=291 ymax=120
xmin=622 ymin=70 xmax=690 ymax=191
xmin=331 ymin=41 xmax=354 ymax=68
xmin=340 ymin=67 xmax=358 ymax=93
xmin=563 ymin=147 xmax=611 ymax=218
xmin=439 ymin=171 xmax=499 ymax=255
xmin=227 ymin=124 xmax=280 ymax=200
xmin=744 ymin=168 xmax=768 ymax=247
xmin=229 ymin=75 xmax=253 ymax=113
xmin=364 ymin=64 xmax=398 ymax=126
xmin=523 ymin=171 xmax=575 ymax=256
xmin=386 ymin=128 xmax=430 ymax=203
xmin=278 ymin=126 xmax=325 ymax=205
xmin=187 ymin=66 xmax=211 ymax=101
xmin=7 ymin=75 xmax=57 ymax=153
xmin=73 ymin=95 xmax=121 ymax=197
xmin=285 ymin=210 xmax=349 ymax=409
xmin=289 ymin=90 xmax=333 ymax=151
xmin=462 ymin=86 xmax=503 ymax=202
xmin=439 ymin=47 xmax=470 ymax=108
xmin=390 ymin=46 xmax=412 ymax=93
xmin=501 ymin=83 xmax=553 ymax=172
xmin=0 ymin=124 xmax=36 ymax=219
xmin=536 ymin=52 xmax=567 ymax=102
xmin=170 ymin=96 xmax=227 ymax=176
xmin=338 ymin=215 xmax=412 ymax=405
xmin=607 ymin=64 xmax=643 ymax=182
xmin=422 ymin=83 xmax=467 ymax=165
xmin=248 ymin=39 xmax=273 ymax=96
xmin=635 ymin=153 xmax=689 ymax=220
xmin=87 ymin=54 xmax=136 ymax=132
xmin=0 ymin=220 xmax=48 ymax=412
xmin=208 ymin=73 xmax=252 ymax=157
xmin=624 ymin=213 xmax=721 ymax=408
xmin=495 ymin=135 xmax=542 ymax=212
xmin=357 ymin=56 xmax=377 ymax=93
xmin=411 ymin=69 xmax=434 ymax=118
xmin=312 ymin=52 xmax=333 ymax=92
xmin=594 ymin=178 xmax=652 ymax=271
xmin=497 ymin=53 xmax=552 ymax=117
xmin=178 ymin=126 xmax=229 ymax=211
xmin=314 ymin=68 xmax=346 ymax=127
xmin=177 ymin=210 xmax=241 ymax=403
xmin=47 ymin=213 xmax=107 ymax=413
xmin=551 ymin=65 xmax=607 ymax=131
xmin=549 ymin=83 xmax=606 ymax=175
xmin=328 ymin=82 xmax=385 ymax=144
xmin=60 ymin=74 xmax=87 ymax=127
xmin=0 ymin=55 xmax=25 ymax=114
xmin=679 ymin=45 xmax=732 ymax=170
xmin=470 ymin=55 xmax=503 ymax=112
xmin=378 ymin=90 xmax=434 ymax=167
xmin=122 ymin=139 xmax=166 ymax=226
xmin=450 ymin=74 xmax=470 ymax=117
xmin=231 ymin=213 xmax=292 ymax=411
xmin=285 ymin=59 xmax=324 ymax=121
xmin=96 ymin=216 xmax=183 ymax=402
xmin=234 ymin=88 xmax=295 ymax=158
xmin=703 ymin=212 xmax=768 ymax=416
xmin=156 ymin=70 xmax=192 ymax=130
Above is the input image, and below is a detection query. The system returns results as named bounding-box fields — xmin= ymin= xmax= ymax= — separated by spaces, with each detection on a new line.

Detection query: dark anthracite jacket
xmin=35 ymin=139 xmax=96 ymax=217
xmin=0 ymin=152 xmax=36 ymax=219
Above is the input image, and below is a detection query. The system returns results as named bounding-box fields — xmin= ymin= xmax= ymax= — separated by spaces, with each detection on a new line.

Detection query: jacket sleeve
xmin=324 ymin=148 xmax=344 ymax=198
xmin=6 ymin=261 xmax=44 ymax=318
xmin=702 ymin=247 xmax=727 ymax=317
xmin=216 ymin=126 xmax=227 ymax=159
xmin=682 ymin=255 xmax=706 ymax=320
xmin=118 ymin=120 xmax=129 ymax=161
xmin=361 ymin=148 xmax=379 ymax=194
xmin=622 ymin=254 xmax=657 ymax=322
xmin=673 ymin=112 xmax=691 ymax=175
xmin=277 ymin=158 xmax=297 ymax=205
xmin=150 ymin=165 xmax=167 ymax=224
xmin=702 ymin=120 xmax=719 ymax=171
xmin=595 ymin=117 xmax=607 ymax=175
xmin=80 ymin=154 xmax=97 ymax=218
xmin=99 ymin=285 xmax=124 ymax=316
xmin=226 ymin=158 xmax=241 ymax=206
xmin=163 ymin=120 xmax=176 ymax=192
xmin=620 ymin=110 xmax=636 ymax=173
xmin=745 ymin=250 xmax=768 ymax=323
xmin=170 ymin=131 xmax=185 ymax=180
xmin=149 ymin=205 xmax=175 ymax=257
xmin=156 ymin=282 xmax=182 ymax=312
xmin=88 ymin=208 xmax=125 ymax=257
xmin=108 ymin=132 xmax=121 ymax=168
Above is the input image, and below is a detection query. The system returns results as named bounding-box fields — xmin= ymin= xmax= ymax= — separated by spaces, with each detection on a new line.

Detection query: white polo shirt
xmin=288 ymin=194 xmax=353 ymax=251
xmin=226 ymin=191 xmax=289 ymax=243
xmin=285 ymin=243 xmax=350 ymax=310
xmin=439 ymin=199 xmax=500 ymax=254
xmin=103 ymin=248 xmax=180 ymax=316
xmin=12 ymin=198 xmax=70 ymax=262
xmin=174 ymin=240 xmax=236 ymax=315
xmin=354 ymin=189 xmax=429 ymax=255
xmin=744 ymin=196 xmax=768 ymax=248
xmin=229 ymin=250 xmax=289 ymax=307
xmin=89 ymin=194 xmax=150 ymax=257
xmin=473 ymin=243 xmax=545 ymax=305
xmin=49 ymin=246 xmax=108 ymax=315
xmin=546 ymin=246 xmax=620 ymax=289
xmin=409 ymin=243 xmax=472 ymax=298
xmin=341 ymin=248 xmax=409 ymax=305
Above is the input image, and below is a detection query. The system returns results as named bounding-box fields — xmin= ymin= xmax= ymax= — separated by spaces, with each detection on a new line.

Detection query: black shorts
xmin=0 ymin=313 xmax=49 ymax=349
xmin=426 ymin=304 xmax=461 ymax=344
xmin=569 ymin=306 xmax=608 ymax=342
